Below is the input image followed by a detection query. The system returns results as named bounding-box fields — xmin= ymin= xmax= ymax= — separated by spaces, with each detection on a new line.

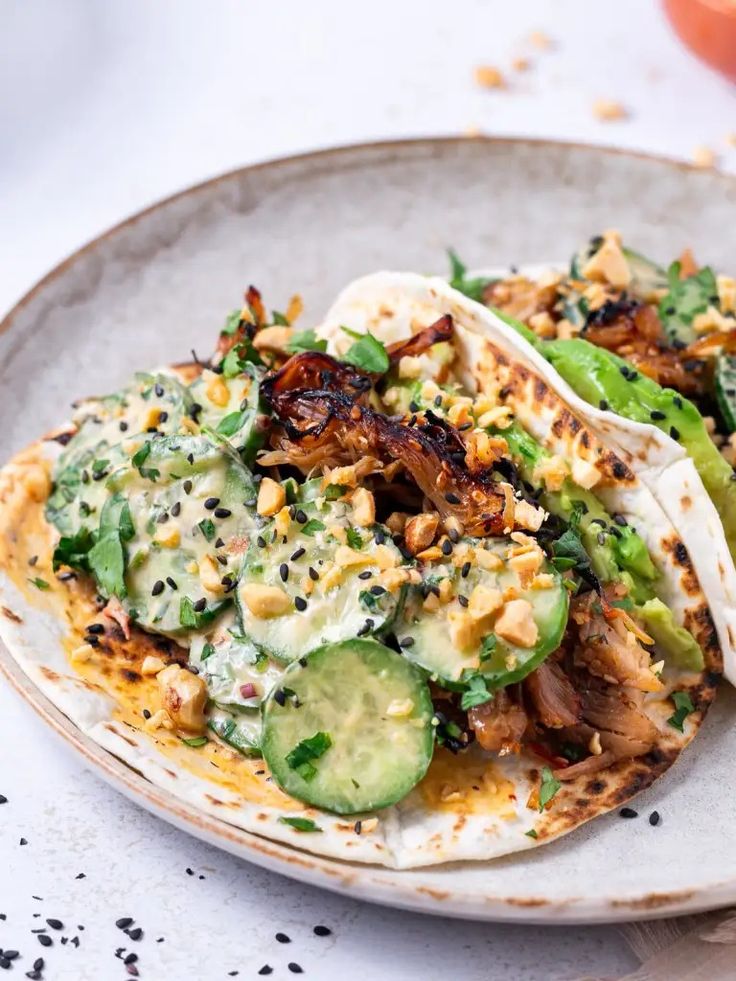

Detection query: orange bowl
xmin=664 ymin=0 xmax=736 ymax=82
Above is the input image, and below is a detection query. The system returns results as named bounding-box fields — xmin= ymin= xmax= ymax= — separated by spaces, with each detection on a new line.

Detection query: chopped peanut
xmin=693 ymin=145 xmax=716 ymax=169
xmin=252 ymin=325 xmax=293 ymax=354
xmin=199 ymin=554 xmax=226 ymax=594
xmin=514 ymin=499 xmax=546 ymax=532
xmin=242 ymin=583 xmax=291 ymax=618
xmin=70 ymin=643 xmax=95 ymax=664
xmin=386 ymin=511 xmax=409 ymax=534
xmin=157 ymin=664 xmax=208 ymax=732
xmin=257 ymin=477 xmax=286 ymax=517
xmin=404 ymin=512 xmax=440 ymax=555
xmin=154 ymin=525 xmax=180 ymax=548
xmin=494 ymin=599 xmax=538 ymax=648
xmin=581 ymin=230 xmax=631 ymax=289
xmin=145 ymin=708 xmax=175 ymax=732
xmin=447 ymin=609 xmax=477 ymax=651
xmin=474 ymin=548 xmax=503 ymax=571
xmin=273 ymin=506 xmax=291 ymax=538
xmin=351 ymin=487 xmax=375 ymax=527
xmin=468 ymin=584 xmax=503 ymax=622
xmin=474 ymin=65 xmax=505 ymax=89
xmin=533 ymin=455 xmax=568 ymax=492
xmin=204 ymin=370 xmax=230 ymax=407
xmin=528 ymin=311 xmax=557 ymax=337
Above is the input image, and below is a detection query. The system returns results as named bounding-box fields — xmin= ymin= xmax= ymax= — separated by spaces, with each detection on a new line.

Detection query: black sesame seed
xmin=119 ymin=421 xmax=129 ymax=432
xmin=650 ymin=409 xmax=666 ymax=421
xmin=0 ymin=957 xmax=9 ymax=969
xmin=357 ymin=619 xmax=373 ymax=637
xmin=213 ymin=537 xmax=225 ymax=549
xmin=170 ymin=501 xmax=181 ymax=517
xmin=619 ymin=807 xmax=638 ymax=819
xmin=275 ymin=932 xmax=291 ymax=944
xmin=46 ymin=918 xmax=63 ymax=930
xmin=441 ymin=539 xmax=453 ymax=555
xmin=279 ymin=563 xmax=289 ymax=582
xmin=295 ymin=509 xmax=307 ymax=524
xmin=33 ymin=961 xmax=44 ymax=972
xmin=116 ymin=918 xmax=133 ymax=930
xmin=154 ymin=383 xmax=165 ymax=397
xmin=358 ymin=570 xmax=372 ymax=580
xmin=86 ymin=623 xmax=104 ymax=635
xmin=294 ymin=596 xmax=307 ymax=612
xmin=597 ymin=532 xmax=606 ymax=546
xmin=81 ymin=469 xmax=89 ymax=484
xmin=204 ymin=497 xmax=220 ymax=510
xmin=157 ymin=511 xmax=169 ymax=523
xmin=214 ymin=507 xmax=231 ymax=519
xmin=166 ymin=577 xmax=178 ymax=590
xmin=37 ymin=935 xmax=52 ymax=948
xmin=151 ymin=580 xmax=164 ymax=597
xmin=3 ymin=952 xmax=18 ymax=961
xmin=461 ymin=561 xmax=471 ymax=578
xmin=308 ymin=567 xmax=319 ymax=581
xmin=669 ymin=426 xmax=680 ymax=440
xmin=288 ymin=964 xmax=303 ymax=975
xmin=142 ymin=709 xmax=151 ymax=720
xmin=433 ymin=394 xmax=443 ymax=407
xmin=409 ymin=400 xmax=420 ymax=413
xmin=291 ymin=547 xmax=306 ymax=561
xmin=313 ymin=924 xmax=332 ymax=937
xmin=216 ymin=554 xmax=228 ymax=566
xmin=400 ymin=636 xmax=415 ymax=648
xmin=159 ymin=411 xmax=169 ymax=423
xmin=258 ymin=968 xmax=273 ymax=977
xmin=599 ymin=400 xmax=609 ymax=411
xmin=613 ymin=513 xmax=628 ymax=526
xmin=369 ymin=585 xmax=386 ymax=596
xmin=127 ymin=927 xmax=143 ymax=941
xmin=187 ymin=453 xmax=195 ymax=465
xmin=256 ymin=536 xmax=266 ymax=548
xmin=354 ymin=820 xmax=363 ymax=835
xmin=274 ymin=690 xmax=286 ymax=707
xmin=193 ymin=598 xmax=207 ymax=612
xmin=374 ymin=530 xmax=386 ymax=545
xmin=649 ymin=810 xmax=661 ymax=826
xmin=458 ymin=595 xmax=469 ymax=608
xmin=673 ymin=396 xmax=683 ymax=409
xmin=445 ymin=492 xmax=461 ymax=504
xmin=183 ymin=479 xmax=193 ymax=494
xmin=448 ymin=527 xmax=460 ymax=543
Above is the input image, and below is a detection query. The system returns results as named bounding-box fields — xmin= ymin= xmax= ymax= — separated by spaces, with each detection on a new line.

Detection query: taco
xmin=446 ymin=234 xmax=736 ymax=685
xmin=0 ymin=275 xmax=721 ymax=869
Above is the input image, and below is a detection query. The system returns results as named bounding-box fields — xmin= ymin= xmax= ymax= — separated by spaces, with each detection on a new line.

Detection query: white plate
xmin=2 ymin=137 xmax=735 ymax=922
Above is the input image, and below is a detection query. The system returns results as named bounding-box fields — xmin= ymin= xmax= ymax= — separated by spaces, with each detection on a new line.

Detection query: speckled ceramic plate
xmin=2 ymin=138 xmax=736 ymax=923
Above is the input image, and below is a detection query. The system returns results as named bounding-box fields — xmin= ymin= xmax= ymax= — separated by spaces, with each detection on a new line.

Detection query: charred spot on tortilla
xmin=1 ymin=606 xmax=22 ymax=623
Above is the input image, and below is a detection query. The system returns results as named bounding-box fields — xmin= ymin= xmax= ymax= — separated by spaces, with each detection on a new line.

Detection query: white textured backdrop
xmin=1 ymin=1 xmax=735 ymax=978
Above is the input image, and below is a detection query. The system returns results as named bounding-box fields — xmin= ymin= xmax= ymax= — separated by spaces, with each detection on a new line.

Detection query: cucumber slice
xmin=208 ymin=706 xmax=262 ymax=757
xmin=190 ymin=365 xmax=266 ymax=465
xmin=396 ymin=538 xmax=568 ymax=688
xmin=236 ymin=498 xmax=406 ymax=662
xmin=622 ymin=247 xmax=667 ymax=300
xmin=716 ymin=354 xmax=736 ymax=434
xmin=262 ymin=639 xmax=434 ymax=814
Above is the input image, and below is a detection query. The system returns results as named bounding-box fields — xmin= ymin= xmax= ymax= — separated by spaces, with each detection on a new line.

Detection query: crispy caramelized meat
xmin=553 ymin=750 xmax=616 ymax=781
xmin=468 ymin=690 xmax=528 ymax=755
xmin=261 ymin=350 xmax=372 ymax=399
xmin=263 ymin=358 xmax=510 ymax=535
xmin=386 ymin=314 xmax=454 ymax=363
xmin=524 ymin=660 xmax=581 ymax=728
xmin=483 ymin=275 xmax=559 ymax=323
xmin=217 ymin=285 xmax=267 ymax=357
xmin=577 ymin=679 xmax=658 ymax=757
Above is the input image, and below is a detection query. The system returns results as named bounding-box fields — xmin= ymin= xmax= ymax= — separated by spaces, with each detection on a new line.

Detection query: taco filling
xmin=36 ymin=276 xmax=714 ymax=827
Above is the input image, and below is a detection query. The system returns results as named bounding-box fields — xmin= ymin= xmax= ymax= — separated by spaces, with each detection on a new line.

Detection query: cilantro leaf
xmin=278 ymin=816 xmax=323 ymax=833
xmin=479 ymin=634 xmax=497 ymax=661
xmin=285 ymin=731 xmax=332 ymax=782
xmin=300 ymin=519 xmax=326 ymax=537
xmin=28 ymin=577 xmax=50 ymax=590
xmin=551 ymin=528 xmax=591 ymax=574
xmin=448 ymin=248 xmax=495 ymax=303
xmin=201 ymin=642 xmax=215 ymax=661
xmin=525 ymin=829 xmax=538 ymax=839
xmin=460 ymin=674 xmax=493 ymax=711
xmin=287 ymin=328 xmax=327 ymax=354
xmin=341 ymin=326 xmax=389 ymax=374
xmin=52 ymin=526 xmax=95 ymax=572
xmin=181 ymin=735 xmax=208 ymax=748
xmin=179 ymin=596 xmax=223 ymax=629
xmin=538 ymin=766 xmax=561 ymax=811
xmin=198 ymin=518 xmax=216 ymax=542
xmin=659 ymin=262 xmax=718 ymax=345
xmin=346 ymin=526 xmax=363 ymax=550
xmin=216 ymin=410 xmax=245 ymax=437
xmin=667 ymin=690 xmax=695 ymax=732
xmin=222 ymin=309 xmax=242 ymax=336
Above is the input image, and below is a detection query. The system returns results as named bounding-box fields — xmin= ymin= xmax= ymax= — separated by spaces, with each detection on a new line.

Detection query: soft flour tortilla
xmin=0 ymin=282 xmax=721 ymax=869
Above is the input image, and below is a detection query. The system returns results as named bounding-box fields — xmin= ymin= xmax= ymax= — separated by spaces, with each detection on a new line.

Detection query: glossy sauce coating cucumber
xmin=262 ymin=639 xmax=434 ymax=814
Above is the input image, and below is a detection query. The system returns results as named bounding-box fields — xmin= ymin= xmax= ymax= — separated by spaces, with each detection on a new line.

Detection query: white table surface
xmin=1 ymin=2 xmax=735 ymax=978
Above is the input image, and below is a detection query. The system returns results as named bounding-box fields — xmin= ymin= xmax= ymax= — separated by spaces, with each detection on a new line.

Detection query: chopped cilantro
xmin=217 ymin=410 xmax=245 ymax=437
xmin=346 ymin=526 xmax=363 ymax=550
xmin=479 ymin=634 xmax=497 ymax=661
xmin=200 ymin=642 xmax=215 ymax=661
xmin=28 ymin=577 xmax=50 ymax=590
xmin=460 ymin=673 xmax=493 ymax=711
xmin=287 ymin=328 xmax=327 ymax=354
xmin=447 ymin=248 xmax=495 ymax=303
xmin=341 ymin=326 xmax=389 ymax=374
xmin=179 ymin=596 xmax=221 ymax=629
xmin=52 ymin=526 xmax=94 ymax=572
xmin=271 ymin=310 xmax=290 ymax=326
xmin=91 ymin=458 xmax=109 ymax=474
xmin=285 ymin=731 xmax=332 ymax=782
xmin=538 ymin=766 xmax=561 ymax=811
xmin=221 ymin=309 xmax=242 ymax=336
xmin=198 ymin=518 xmax=216 ymax=541
xmin=278 ymin=816 xmax=322 ymax=833
xmin=300 ymin=519 xmax=326 ymax=537
xmin=667 ymin=690 xmax=695 ymax=732
xmin=525 ymin=829 xmax=538 ymax=839
xmin=181 ymin=735 xmax=208 ymax=748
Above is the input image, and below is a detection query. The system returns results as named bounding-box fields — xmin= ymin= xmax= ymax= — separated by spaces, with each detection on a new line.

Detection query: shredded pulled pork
xmin=524 ymin=659 xmax=581 ymax=728
xmin=261 ymin=353 xmax=512 ymax=536
xmin=386 ymin=314 xmax=454 ymax=363
xmin=468 ymin=689 xmax=528 ymax=755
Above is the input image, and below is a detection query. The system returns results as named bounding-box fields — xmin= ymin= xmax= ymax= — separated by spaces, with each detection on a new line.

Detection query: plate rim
xmin=3 ymin=135 xmax=736 ymax=924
